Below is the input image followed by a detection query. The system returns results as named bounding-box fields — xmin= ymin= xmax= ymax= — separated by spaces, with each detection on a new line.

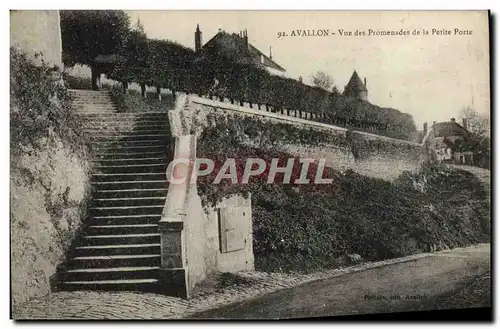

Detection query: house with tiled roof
xmin=426 ymin=117 xmax=478 ymax=165
xmin=343 ymin=70 xmax=368 ymax=101
xmin=194 ymin=24 xmax=286 ymax=77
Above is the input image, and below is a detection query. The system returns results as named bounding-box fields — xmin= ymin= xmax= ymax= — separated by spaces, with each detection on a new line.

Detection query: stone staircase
xmin=54 ymin=89 xmax=173 ymax=292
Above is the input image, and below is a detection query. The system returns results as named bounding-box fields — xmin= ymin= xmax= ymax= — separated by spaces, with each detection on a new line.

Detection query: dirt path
xmin=188 ymin=244 xmax=491 ymax=319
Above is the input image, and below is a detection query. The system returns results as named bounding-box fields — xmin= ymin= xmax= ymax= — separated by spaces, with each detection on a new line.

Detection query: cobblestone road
xmin=13 ymin=251 xmax=442 ymax=320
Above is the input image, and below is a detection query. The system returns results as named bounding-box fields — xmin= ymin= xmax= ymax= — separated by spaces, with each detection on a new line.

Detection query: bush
xmin=103 ymin=34 xmax=416 ymax=139
xmin=62 ymin=73 xmax=93 ymax=90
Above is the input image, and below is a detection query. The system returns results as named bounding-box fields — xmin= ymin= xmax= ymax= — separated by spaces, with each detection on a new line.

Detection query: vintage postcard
xmin=10 ymin=10 xmax=491 ymax=320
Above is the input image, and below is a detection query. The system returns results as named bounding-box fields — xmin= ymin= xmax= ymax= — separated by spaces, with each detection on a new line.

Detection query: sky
xmin=126 ymin=10 xmax=490 ymax=129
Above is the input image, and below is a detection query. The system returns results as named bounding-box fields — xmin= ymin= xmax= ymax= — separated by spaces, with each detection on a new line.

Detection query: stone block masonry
xmin=187 ymin=95 xmax=428 ymax=181
xmin=161 ymin=94 xmax=254 ymax=298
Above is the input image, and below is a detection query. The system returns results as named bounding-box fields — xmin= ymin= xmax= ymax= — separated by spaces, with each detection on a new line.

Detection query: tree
xmin=460 ymin=106 xmax=490 ymax=137
xmin=60 ymin=10 xmax=131 ymax=90
xmin=311 ymin=71 xmax=334 ymax=90
xmin=332 ymin=85 xmax=340 ymax=95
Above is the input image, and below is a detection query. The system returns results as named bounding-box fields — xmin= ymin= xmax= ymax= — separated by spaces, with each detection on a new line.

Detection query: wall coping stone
xmin=190 ymin=96 xmax=422 ymax=147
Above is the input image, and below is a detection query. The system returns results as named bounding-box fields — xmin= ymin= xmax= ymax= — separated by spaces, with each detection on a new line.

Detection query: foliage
xmin=93 ymin=28 xmax=415 ymax=139
xmin=107 ymin=20 xmax=149 ymax=86
xmin=197 ymin=118 xmax=490 ymax=272
xmin=60 ymin=10 xmax=131 ymax=89
xmin=460 ymin=106 xmax=490 ymax=137
xmin=311 ymin=71 xmax=334 ymax=91
xmin=62 ymin=73 xmax=93 ymax=90
xmin=60 ymin=10 xmax=130 ymax=68
xmin=251 ymin=165 xmax=489 ymax=272
xmin=108 ymin=85 xmax=175 ymax=113
xmin=59 ymin=11 xmax=416 ymax=138
xmin=10 ymin=48 xmax=84 ymax=154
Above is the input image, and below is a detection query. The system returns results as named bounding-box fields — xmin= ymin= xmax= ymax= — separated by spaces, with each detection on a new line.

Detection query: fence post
xmin=121 ymin=81 xmax=128 ymax=94
xmin=156 ymin=86 xmax=162 ymax=101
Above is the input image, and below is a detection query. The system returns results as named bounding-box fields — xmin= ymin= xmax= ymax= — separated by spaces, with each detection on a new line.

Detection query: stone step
xmin=75 ymin=109 xmax=118 ymax=114
xmin=91 ymin=142 xmax=168 ymax=150
xmin=91 ymin=205 xmax=165 ymax=216
xmin=72 ymin=98 xmax=114 ymax=103
xmin=67 ymin=254 xmax=161 ymax=269
xmin=60 ymin=266 xmax=160 ymax=282
xmin=80 ymin=112 xmax=168 ymax=118
xmin=73 ymin=103 xmax=116 ymax=107
xmin=70 ymin=94 xmax=112 ymax=98
xmin=88 ymin=138 xmax=168 ymax=146
xmin=86 ymin=224 xmax=158 ymax=236
xmin=92 ymin=157 xmax=168 ymax=166
xmin=92 ymin=145 xmax=169 ymax=154
xmin=88 ymin=215 xmax=161 ymax=226
xmin=92 ymin=196 xmax=166 ymax=207
xmin=93 ymin=151 xmax=167 ymax=160
xmin=83 ymin=128 xmax=169 ymax=135
xmin=91 ymin=180 xmax=169 ymax=190
xmin=72 ymin=100 xmax=115 ymax=103
xmin=92 ymin=163 xmax=167 ymax=174
xmin=94 ymin=188 xmax=168 ymax=199
xmin=91 ymin=172 xmax=166 ymax=182
xmin=81 ymin=233 xmax=160 ymax=246
xmin=71 ymin=95 xmax=113 ymax=100
xmin=58 ymin=278 xmax=160 ymax=293
xmin=72 ymin=243 xmax=161 ymax=257
xmin=81 ymin=120 xmax=168 ymax=128
xmin=87 ymin=134 xmax=170 ymax=142
xmin=84 ymin=128 xmax=169 ymax=135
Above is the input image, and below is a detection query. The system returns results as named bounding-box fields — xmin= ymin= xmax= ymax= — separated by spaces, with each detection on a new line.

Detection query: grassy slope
xmin=251 ymin=166 xmax=489 ymax=272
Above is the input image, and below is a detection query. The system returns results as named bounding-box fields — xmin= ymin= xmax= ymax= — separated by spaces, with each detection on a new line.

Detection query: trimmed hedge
xmin=99 ymin=33 xmax=416 ymax=139
xmin=10 ymin=48 xmax=84 ymax=154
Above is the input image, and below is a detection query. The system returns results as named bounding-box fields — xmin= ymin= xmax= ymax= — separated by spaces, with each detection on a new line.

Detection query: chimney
xmin=364 ymin=77 xmax=367 ymax=88
xmin=195 ymin=24 xmax=202 ymax=52
xmin=462 ymin=118 xmax=468 ymax=130
xmin=450 ymin=117 xmax=456 ymax=122
xmin=423 ymin=122 xmax=428 ymax=134
xmin=433 ymin=121 xmax=436 ymax=127
xmin=269 ymin=46 xmax=273 ymax=59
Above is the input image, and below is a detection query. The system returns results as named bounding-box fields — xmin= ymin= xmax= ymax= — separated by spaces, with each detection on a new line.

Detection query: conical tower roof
xmin=345 ymin=70 xmax=367 ymax=92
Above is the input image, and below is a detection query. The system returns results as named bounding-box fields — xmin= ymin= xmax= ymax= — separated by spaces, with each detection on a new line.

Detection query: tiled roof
xmin=344 ymin=70 xmax=367 ymax=92
xmin=433 ymin=121 xmax=471 ymax=138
